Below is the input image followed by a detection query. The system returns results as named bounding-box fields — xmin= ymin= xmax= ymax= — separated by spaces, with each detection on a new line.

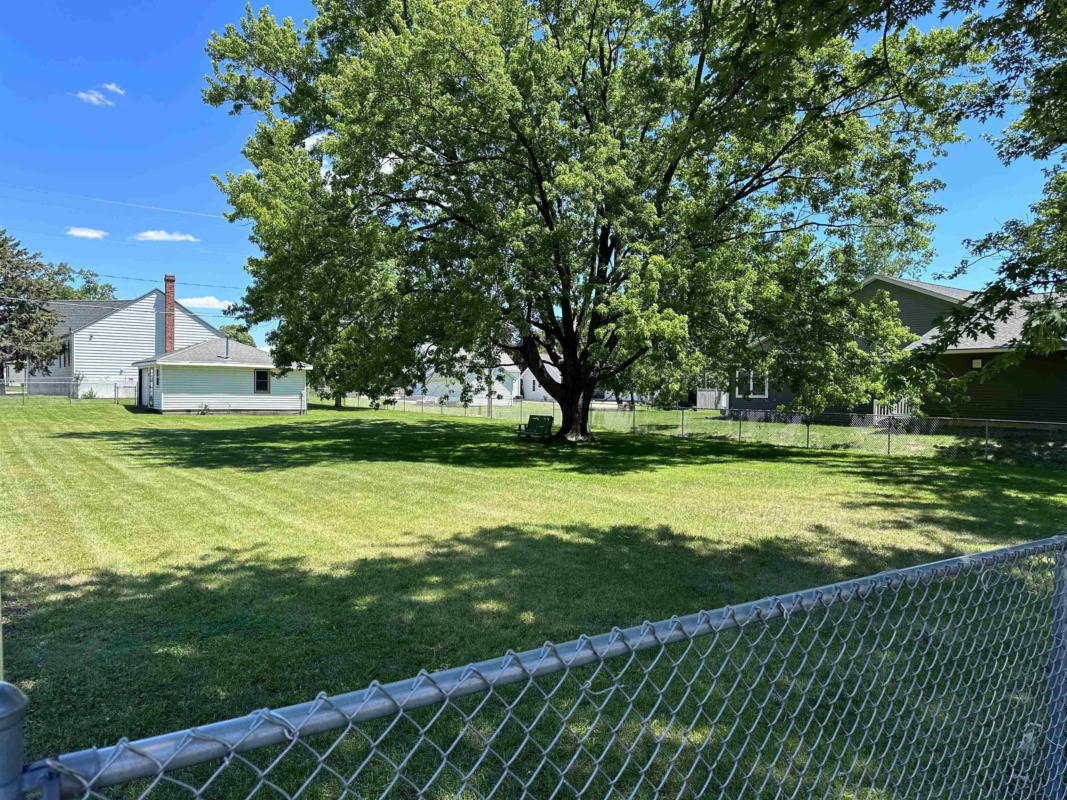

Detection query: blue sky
xmin=0 ymin=1 xmax=1049 ymax=345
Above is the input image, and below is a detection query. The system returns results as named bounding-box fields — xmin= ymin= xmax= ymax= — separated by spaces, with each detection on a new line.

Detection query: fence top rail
xmin=31 ymin=532 xmax=1067 ymax=796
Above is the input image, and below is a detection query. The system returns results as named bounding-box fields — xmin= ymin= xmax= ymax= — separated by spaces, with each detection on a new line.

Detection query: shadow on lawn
xmin=50 ymin=411 xmax=1067 ymax=481
xmin=5 ymin=520 xmax=1029 ymax=759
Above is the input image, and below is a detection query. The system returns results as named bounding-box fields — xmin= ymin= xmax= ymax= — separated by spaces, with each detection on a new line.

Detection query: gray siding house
xmin=729 ymin=274 xmax=1067 ymax=423
xmin=29 ymin=275 xmax=220 ymax=396
xmin=133 ymin=338 xmax=309 ymax=414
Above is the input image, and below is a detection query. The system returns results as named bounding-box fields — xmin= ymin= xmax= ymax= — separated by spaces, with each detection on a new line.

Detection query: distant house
xmin=729 ymin=274 xmax=1067 ymax=422
xmin=519 ymin=362 xmax=558 ymax=402
xmin=27 ymin=275 xmax=219 ymax=397
xmin=405 ymin=354 xmax=522 ymax=404
xmin=132 ymin=337 xmax=310 ymax=414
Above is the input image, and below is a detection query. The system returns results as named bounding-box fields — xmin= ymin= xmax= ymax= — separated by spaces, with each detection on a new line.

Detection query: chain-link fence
xmin=6 ymin=534 xmax=1067 ymax=799
xmin=0 ymin=378 xmax=137 ymax=404
xmin=338 ymin=395 xmax=1067 ymax=467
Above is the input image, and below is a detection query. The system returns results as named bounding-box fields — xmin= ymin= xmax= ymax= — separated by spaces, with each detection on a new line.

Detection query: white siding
xmin=73 ymin=292 xmax=217 ymax=384
xmin=73 ymin=294 xmax=161 ymax=382
xmin=174 ymin=304 xmax=219 ymax=349
xmin=407 ymin=369 xmax=521 ymax=403
xmin=159 ymin=366 xmax=307 ymax=413
xmin=520 ymin=369 xmax=555 ymax=401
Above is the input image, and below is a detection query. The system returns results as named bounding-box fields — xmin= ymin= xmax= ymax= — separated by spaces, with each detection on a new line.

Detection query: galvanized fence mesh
xmin=11 ymin=535 xmax=1067 ymax=799
xmin=0 ymin=379 xmax=136 ymax=403
xmin=338 ymin=395 xmax=1067 ymax=467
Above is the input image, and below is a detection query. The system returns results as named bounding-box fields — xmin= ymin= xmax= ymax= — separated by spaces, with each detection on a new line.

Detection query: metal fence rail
xmin=5 ymin=535 xmax=1067 ymax=799
xmin=338 ymin=395 xmax=1067 ymax=467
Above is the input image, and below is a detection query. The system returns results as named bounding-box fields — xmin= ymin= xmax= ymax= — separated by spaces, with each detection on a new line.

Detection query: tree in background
xmin=219 ymin=323 xmax=257 ymax=347
xmin=206 ymin=0 xmax=982 ymax=438
xmin=0 ymin=230 xmax=115 ymax=381
xmin=919 ymin=0 xmax=1066 ymax=367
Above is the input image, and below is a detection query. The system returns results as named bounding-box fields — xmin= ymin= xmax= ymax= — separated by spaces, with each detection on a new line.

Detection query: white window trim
xmin=736 ymin=370 xmax=769 ymax=399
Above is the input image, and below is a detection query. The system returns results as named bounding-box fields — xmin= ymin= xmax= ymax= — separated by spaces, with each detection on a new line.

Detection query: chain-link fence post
xmin=680 ymin=407 xmax=685 ymax=437
xmin=0 ymin=683 xmax=28 ymax=800
xmin=887 ymin=416 xmax=892 ymax=456
xmin=985 ymin=419 xmax=990 ymax=461
xmin=1045 ymin=548 xmax=1067 ymax=800
xmin=737 ymin=414 xmax=742 ymax=442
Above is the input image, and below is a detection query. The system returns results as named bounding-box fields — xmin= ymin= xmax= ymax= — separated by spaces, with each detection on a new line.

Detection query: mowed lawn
xmin=2 ymin=401 xmax=1066 ymax=761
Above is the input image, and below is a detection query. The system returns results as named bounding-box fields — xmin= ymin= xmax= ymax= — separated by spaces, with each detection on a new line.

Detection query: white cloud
xmin=102 ymin=82 xmax=125 ymax=95
xmin=178 ymin=296 xmax=234 ymax=310
xmin=76 ymin=89 xmax=114 ymax=107
xmin=134 ymin=230 xmax=200 ymax=242
xmin=66 ymin=226 xmax=108 ymax=239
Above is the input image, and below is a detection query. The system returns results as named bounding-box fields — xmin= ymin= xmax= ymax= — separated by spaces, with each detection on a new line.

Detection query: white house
xmin=133 ymin=337 xmax=310 ymax=414
xmin=406 ymin=354 xmax=523 ymax=404
xmin=29 ymin=275 xmax=220 ymax=396
xmin=519 ymin=362 xmax=559 ymax=402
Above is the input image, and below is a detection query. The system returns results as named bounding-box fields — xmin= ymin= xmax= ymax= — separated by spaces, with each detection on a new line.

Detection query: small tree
xmin=219 ymin=324 xmax=257 ymax=347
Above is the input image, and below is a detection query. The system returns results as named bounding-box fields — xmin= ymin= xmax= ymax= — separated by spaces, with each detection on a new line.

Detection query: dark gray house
xmin=729 ymin=274 xmax=1067 ymax=422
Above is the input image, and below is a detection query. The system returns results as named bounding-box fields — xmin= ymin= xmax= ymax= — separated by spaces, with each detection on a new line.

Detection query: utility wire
xmin=0 ymin=183 xmax=228 ymax=220
xmin=93 ymin=273 xmax=248 ymax=291
xmin=0 ymin=294 xmax=238 ymax=320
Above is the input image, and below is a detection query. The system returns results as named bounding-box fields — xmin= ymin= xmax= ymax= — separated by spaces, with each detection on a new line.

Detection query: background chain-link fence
xmin=8 ymin=535 xmax=1067 ymax=799
xmin=0 ymin=378 xmax=136 ymax=403
xmin=336 ymin=395 xmax=1067 ymax=467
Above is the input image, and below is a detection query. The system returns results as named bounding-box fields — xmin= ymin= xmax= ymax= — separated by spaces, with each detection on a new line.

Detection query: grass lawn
xmin=3 ymin=401 xmax=1067 ymax=792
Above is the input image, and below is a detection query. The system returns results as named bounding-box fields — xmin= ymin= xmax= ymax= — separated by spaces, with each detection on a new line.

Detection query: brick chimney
xmin=164 ymin=274 xmax=175 ymax=352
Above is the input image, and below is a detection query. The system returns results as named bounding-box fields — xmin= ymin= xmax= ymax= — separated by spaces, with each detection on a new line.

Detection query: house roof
xmin=132 ymin=337 xmax=311 ymax=370
xmin=45 ymin=299 xmax=133 ymax=335
xmin=910 ymin=293 xmax=1062 ymax=352
xmin=861 ymin=274 xmax=973 ymax=304
xmin=45 ymin=289 xmax=222 ymax=337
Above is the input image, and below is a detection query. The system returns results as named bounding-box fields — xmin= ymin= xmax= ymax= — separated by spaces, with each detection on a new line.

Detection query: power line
xmin=93 ymin=273 xmax=248 ymax=291
xmin=0 ymin=294 xmax=238 ymax=320
xmin=0 ymin=183 xmax=228 ymax=220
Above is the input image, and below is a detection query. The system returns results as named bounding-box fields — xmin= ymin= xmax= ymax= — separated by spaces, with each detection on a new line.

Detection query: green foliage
xmin=219 ymin=324 xmax=257 ymax=347
xmin=0 ymin=230 xmax=114 ymax=373
xmin=918 ymin=0 xmax=1066 ymax=382
xmin=206 ymin=0 xmax=982 ymax=435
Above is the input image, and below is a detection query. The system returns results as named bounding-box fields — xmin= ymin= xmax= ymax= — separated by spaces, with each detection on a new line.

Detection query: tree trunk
xmin=554 ymin=386 xmax=594 ymax=441
xmin=334 ymin=393 xmax=343 ymax=409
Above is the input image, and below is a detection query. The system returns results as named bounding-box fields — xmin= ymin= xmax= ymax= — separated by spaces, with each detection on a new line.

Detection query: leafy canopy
xmin=921 ymin=0 xmax=1067 ymax=371
xmin=207 ymin=0 xmax=983 ymax=433
xmin=0 ymin=230 xmax=116 ymax=372
xmin=219 ymin=323 xmax=257 ymax=347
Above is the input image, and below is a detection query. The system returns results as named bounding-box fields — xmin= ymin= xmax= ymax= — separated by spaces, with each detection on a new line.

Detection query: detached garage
xmin=133 ymin=337 xmax=310 ymax=414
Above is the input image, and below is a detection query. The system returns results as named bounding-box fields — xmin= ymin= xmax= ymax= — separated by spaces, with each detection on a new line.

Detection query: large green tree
xmin=206 ymin=0 xmax=980 ymax=438
xmin=920 ymin=0 xmax=1066 ymax=368
xmin=0 ymin=230 xmax=115 ymax=378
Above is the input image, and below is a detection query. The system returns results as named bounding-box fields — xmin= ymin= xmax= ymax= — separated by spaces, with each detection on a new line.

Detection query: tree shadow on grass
xmin=53 ymin=415 xmax=774 ymax=474
xmin=6 ymin=522 xmax=1001 ymax=761
xmin=49 ymin=412 xmax=1067 ymax=482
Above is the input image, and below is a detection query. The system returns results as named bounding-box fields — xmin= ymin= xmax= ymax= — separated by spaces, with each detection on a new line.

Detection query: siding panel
xmin=159 ymin=366 xmax=307 ymax=413
xmin=72 ymin=292 xmax=217 ymax=383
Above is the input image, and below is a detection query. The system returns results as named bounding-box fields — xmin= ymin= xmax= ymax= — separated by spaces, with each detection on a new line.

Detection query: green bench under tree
xmin=516 ymin=415 xmax=554 ymax=440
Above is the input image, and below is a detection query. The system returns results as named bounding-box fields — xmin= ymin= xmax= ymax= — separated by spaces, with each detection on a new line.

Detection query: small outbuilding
xmin=132 ymin=337 xmax=310 ymax=414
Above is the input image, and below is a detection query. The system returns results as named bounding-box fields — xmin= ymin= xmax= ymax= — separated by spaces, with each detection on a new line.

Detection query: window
xmin=736 ymin=369 xmax=769 ymax=399
xmin=254 ymin=369 xmax=270 ymax=394
xmin=532 ymin=379 xmax=538 ymax=392
xmin=155 ymin=368 xmax=161 ymax=386
xmin=971 ymin=358 xmax=983 ymax=370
